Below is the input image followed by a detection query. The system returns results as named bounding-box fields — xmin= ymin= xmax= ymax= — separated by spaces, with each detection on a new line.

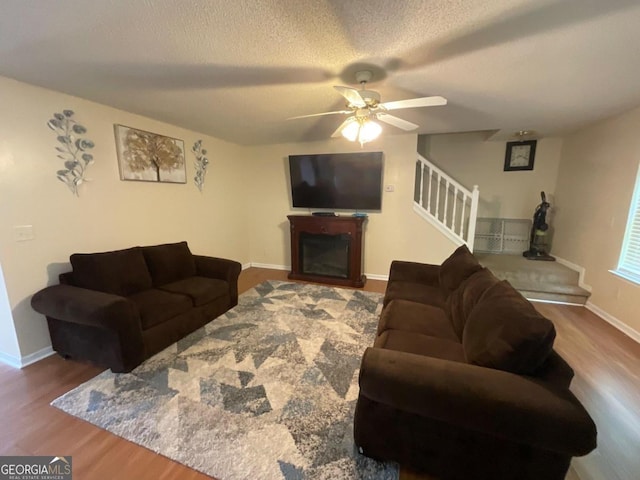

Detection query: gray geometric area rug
xmin=52 ymin=280 xmax=398 ymax=480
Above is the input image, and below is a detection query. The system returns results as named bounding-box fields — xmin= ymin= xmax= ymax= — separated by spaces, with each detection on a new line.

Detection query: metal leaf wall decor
xmin=192 ymin=139 xmax=209 ymax=192
xmin=47 ymin=110 xmax=95 ymax=196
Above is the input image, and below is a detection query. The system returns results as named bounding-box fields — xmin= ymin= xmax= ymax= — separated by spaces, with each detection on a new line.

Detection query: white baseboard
xmin=20 ymin=346 xmax=55 ymax=367
xmin=586 ymin=301 xmax=640 ymax=344
xmin=365 ymin=273 xmax=389 ymax=281
xmin=554 ymin=256 xmax=592 ymax=292
xmin=241 ymin=262 xmax=252 ymax=270
xmin=0 ymin=346 xmax=55 ymax=369
xmin=0 ymin=351 xmax=21 ymax=368
xmin=249 ymin=262 xmax=290 ymax=271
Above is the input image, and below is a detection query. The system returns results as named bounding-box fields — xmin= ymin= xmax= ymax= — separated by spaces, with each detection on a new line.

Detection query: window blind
xmin=616 ymin=166 xmax=640 ymax=284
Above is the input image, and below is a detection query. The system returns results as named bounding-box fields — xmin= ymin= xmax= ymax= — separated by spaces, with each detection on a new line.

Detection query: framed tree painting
xmin=114 ymin=124 xmax=186 ymax=183
xmin=504 ymin=140 xmax=537 ymax=171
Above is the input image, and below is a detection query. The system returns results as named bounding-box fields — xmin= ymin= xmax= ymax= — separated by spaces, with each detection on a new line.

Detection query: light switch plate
xmin=14 ymin=225 xmax=34 ymax=242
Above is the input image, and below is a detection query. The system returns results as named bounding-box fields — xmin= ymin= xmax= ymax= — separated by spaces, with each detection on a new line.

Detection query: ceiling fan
xmin=288 ymin=70 xmax=447 ymax=145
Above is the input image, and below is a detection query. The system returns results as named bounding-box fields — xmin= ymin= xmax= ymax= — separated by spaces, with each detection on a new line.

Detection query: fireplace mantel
xmin=287 ymin=215 xmax=367 ymax=288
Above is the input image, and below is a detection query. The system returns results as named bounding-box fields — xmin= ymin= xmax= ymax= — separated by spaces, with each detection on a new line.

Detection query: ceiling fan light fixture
xmin=359 ymin=119 xmax=381 ymax=144
xmin=341 ymin=116 xmax=382 ymax=146
xmin=341 ymin=118 xmax=360 ymax=142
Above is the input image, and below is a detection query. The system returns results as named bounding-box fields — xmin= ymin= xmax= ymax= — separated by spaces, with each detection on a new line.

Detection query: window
xmin=614 ymin=165 xmax=640 ymax=284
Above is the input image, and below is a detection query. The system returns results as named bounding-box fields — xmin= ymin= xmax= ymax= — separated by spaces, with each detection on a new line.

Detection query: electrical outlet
xmin=384 ymin=185 xmax=395 ymax=192
xmin=14 ymin=225 xmax=34 ymax=242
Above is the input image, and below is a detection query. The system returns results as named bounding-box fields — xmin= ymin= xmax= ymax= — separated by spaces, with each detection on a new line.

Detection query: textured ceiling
xmin=2 ymin=0 xmax=640 ymax=146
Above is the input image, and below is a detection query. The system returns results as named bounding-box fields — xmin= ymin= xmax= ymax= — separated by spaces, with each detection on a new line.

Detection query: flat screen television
xmin=289 ymin=152 xmax=383 ymax=210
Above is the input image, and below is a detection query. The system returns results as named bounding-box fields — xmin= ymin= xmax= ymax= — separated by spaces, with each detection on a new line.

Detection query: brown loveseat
xmin=354 ymin=245 xmax=597 ymax=480
xmin=31 ymin=241 xmax=241 ymax=373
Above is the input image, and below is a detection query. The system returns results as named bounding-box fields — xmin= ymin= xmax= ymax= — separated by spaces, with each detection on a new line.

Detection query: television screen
xmin=289 ymin=152 xmax=383 ymax=210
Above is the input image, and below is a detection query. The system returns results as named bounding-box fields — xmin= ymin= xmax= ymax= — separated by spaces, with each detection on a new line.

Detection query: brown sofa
xmin=31 ymin=241 xmax=241 ymax=373
xmin=354 ymin=245 xmax=597 ymax=480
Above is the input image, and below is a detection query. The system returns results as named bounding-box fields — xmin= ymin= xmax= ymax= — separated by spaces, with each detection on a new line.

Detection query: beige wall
xmin=245 ymin=134 xmax=458 ymax=276
xmin=553 ymin=106 xmax=640 ymax=336
xmin=419 ymin=132 xmax=563 ymax=219
xmin=0 ymin=76 xmax=250 ymax=360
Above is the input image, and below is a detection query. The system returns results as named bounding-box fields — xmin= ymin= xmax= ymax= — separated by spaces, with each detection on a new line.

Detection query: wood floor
xmin=1 ymin=268 xmax=638 ymax=480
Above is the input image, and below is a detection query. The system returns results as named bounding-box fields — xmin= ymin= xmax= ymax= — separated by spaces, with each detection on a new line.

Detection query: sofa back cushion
xmin=439 ymin=245 xmax=484 ymax=297
xmin=462 ymin=280 xmax=556 ymax=374
xmin=445 ymin=268 xmax=500 ymax=339
xmin=142 ymin=241 xmax=197 ymax=286
xmin=70 ymin=247 xmax=153 ymax=296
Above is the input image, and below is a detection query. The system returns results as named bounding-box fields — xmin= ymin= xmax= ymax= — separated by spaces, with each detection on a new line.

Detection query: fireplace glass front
xmin=300 ymin=232 xmax=350 ymax=279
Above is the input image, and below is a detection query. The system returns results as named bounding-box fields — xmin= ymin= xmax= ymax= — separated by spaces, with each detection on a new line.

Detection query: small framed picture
xmin=504 ymin=140 xmax=537 ymax=171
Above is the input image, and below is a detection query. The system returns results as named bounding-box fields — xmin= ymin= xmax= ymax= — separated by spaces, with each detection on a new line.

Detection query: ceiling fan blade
xmin=287 ymin=110 xmax=351 ymax=120
xmin=380 ymin=96 xmax=447 ymax=111
xmin=377 ymin=113 xmax=419 ymax=131
xmin=331 ymin=117 xmax=355 ymax=138
xmin=334 ymin=86 xmax=367 ymax=108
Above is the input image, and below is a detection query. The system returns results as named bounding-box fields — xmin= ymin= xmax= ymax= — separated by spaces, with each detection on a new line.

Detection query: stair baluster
xmin=414 ymin=153 xmax=479 ymax=251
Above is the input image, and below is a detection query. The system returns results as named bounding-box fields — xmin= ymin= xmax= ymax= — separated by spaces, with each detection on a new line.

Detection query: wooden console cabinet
xmin=288 ymin=215 xmax=367 ymax=288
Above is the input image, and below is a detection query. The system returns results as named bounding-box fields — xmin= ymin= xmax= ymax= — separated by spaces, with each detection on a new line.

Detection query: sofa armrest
xmin=193 ymin=255 xmax=242 ymax=305
xmin=31 ymin=284 xmax=145 ymax=372
xmin=31 ymin=284 xmax=140 ymax=330
xmin=388 ymin=260 xmax=440 ymax=285
xmin=359 ymin=347 xmax=597 ymax=456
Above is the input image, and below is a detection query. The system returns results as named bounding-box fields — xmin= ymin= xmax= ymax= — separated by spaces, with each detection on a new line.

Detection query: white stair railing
xmin=414 ymin=153 xmax=479 ymax=251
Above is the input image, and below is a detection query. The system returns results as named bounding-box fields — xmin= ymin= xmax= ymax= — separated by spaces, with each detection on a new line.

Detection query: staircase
xmin=413 ymin=152 xmax=590 ymax=305
xmin=413 ymin=153 xmax=479 ymax=249
xmin=475 ymin=253 xmax=591 ymax=305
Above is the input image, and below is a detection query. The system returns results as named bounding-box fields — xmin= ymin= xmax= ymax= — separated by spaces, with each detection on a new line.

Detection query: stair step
xmin=499 ymin=278 xmax=590 ymax=297
xmin=521 ymin=290 xmax=589 ymax=306
xmin=475 ymin=253 xmax=590 ymax=306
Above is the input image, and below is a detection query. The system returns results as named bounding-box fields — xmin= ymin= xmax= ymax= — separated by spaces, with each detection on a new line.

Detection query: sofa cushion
xmin=439 ymin=245 xmax=484 ymax=297
xmin=375 ymin=330 xmax=466 ymax=363
xmin=462 ymin=281 xmax=556 ymax=374
xmin=378 ymin=300 xmax=458 ymax=341
xmin=128 ymin=288 xmax=193 ymax=330
xmin=70 ymin=247 xmax=153 ymax=297
xmin=384 ymin=281 xmax=445 ymax=308
xmin=446 ymin=268 xmax=501 ymax=339
xmin=142 ymin=241 xmax=197 ymax=286
xmin=159 ymin=276 xmax=229 ymax=307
